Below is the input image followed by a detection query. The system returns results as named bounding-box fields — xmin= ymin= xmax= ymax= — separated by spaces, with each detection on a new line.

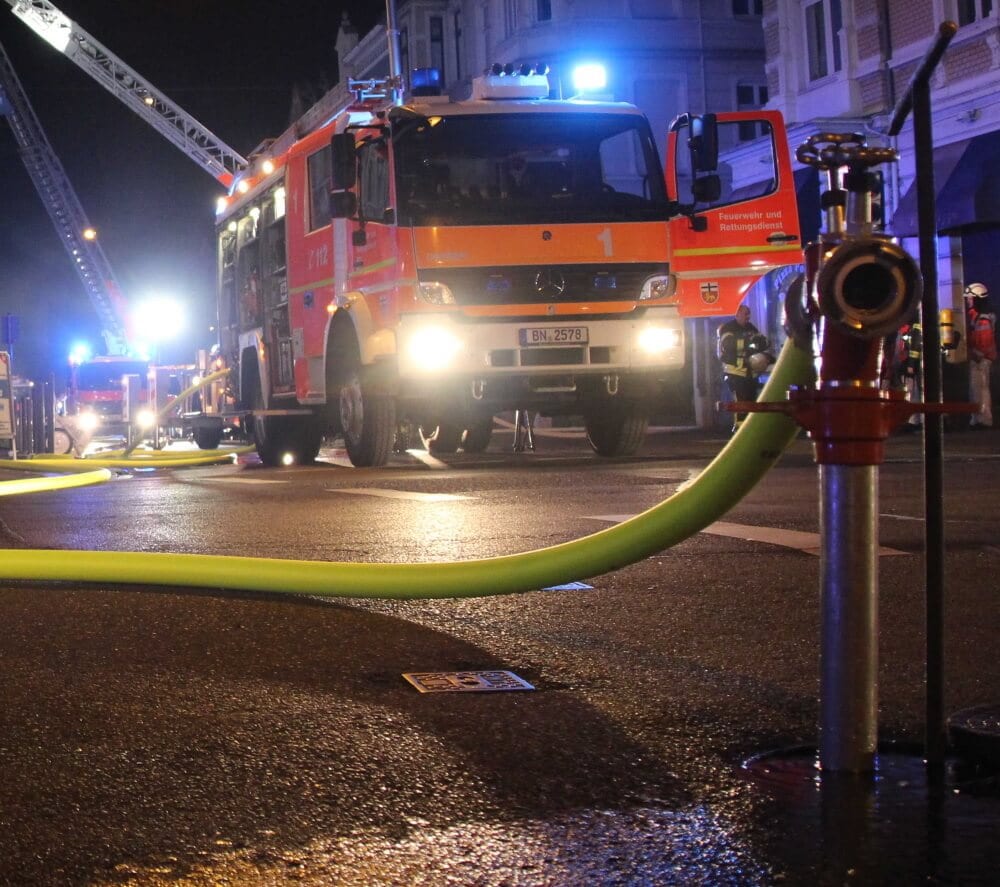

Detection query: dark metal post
xmin=913 ymin=79 xmax=947 ymax=766
xmin=888 ymin=20 xmax=957 ymax=767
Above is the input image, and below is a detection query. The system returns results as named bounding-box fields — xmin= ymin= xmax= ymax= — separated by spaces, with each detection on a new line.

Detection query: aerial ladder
xmin=3 ymin=0 xmax=248 ymax=187
xmin=0 ymin=36 xmax=129 ymax=354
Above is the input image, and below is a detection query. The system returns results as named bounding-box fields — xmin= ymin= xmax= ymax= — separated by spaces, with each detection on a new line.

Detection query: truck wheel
xmin=584 ymin=406 xmax=649 ymax=457
xmin=254 ymin=413 xmax=321 ymax=465
xmin=193 ymin=425 xmax=223 ymax=450
xmin=290 ymin=416 xmax=324 ymax=464
xmin=53 ymin=428 xmax=74 ymax=455
xmin=339 ymin=372 xmax=395 ymax=467
xmin=461 ymin=417 xmax=494 ymax=453
xmin=424 ymin=423 xmax=463 ymax=454
xmin=253 ymin=412 xmax=286 ymax=466
xmin=252 ymin=382 xmax=322 ymax=466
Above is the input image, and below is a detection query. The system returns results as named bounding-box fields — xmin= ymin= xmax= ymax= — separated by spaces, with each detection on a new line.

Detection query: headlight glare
xmin=637 ymin=326 xmax=681 ymax=354
xmin=79 ymin=411 xmax=100 ymax=432
xmin=136 ymin=409 xmax=156 ymax=429
xmin=406 ymin=326 xmax=463 ymax=371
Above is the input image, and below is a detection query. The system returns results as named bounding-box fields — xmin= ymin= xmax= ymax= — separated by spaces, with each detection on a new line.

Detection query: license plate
xmin=518 ymin=326 xmax=589 ymax=346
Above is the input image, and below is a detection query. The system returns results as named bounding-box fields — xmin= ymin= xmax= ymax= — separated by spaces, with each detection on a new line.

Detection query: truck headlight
xmin=136 ymin=409 xmax=156 ymax=430
xmin=639 ymin=274 xmax=676 ymax=301
xmin=637 ymin=326 xmax=681 ymax=355
xmin=418 ymin=282 xmax=456 ymax=305
xmin=406 ymin=325 xmax=464 ymax=371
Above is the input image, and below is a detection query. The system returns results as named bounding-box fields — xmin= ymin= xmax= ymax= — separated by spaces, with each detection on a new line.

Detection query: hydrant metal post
xmin=820 ymin=462 xmax=878 ymax=770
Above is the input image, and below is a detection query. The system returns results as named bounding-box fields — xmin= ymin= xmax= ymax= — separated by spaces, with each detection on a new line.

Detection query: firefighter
xmin=965 ymin=282 xmax=997 ymax=429
xmin=717 ymin=304 xmax=771 ymax=432
xmin=892 ymin=320 xmax=923 ymax=431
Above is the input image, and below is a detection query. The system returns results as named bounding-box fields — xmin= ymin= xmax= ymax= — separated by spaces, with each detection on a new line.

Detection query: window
xmin=672 ymin=120 xmax=778 ymax=211
xmin=504 ymin=0 xmax=517 ymax=37
xmin=358 ymin=140 xmax=390 ymax=223
xmin=805 ymin=0 xmax=842 ymax=81
xmin=307 ymin=147 xmax=332 ymax=231
xmin=399 ymin=27 xmax=409 ymax=87
xmin=393 ymin=112 xmax=668 ymax=227
xmin=958 ymin=0 xmax=993 ymax=25
xmin=537 ymin=0 xmax=553 ymax=21
xmin=732 ymin=0 xmax=763 ymax=15
xmin=454 ymin=11 xmax=463 ymax=80
xmin=430 ymin=16 xmax=445 ymax=82
xmin=736 ymin=83 xmax=769 ymax=141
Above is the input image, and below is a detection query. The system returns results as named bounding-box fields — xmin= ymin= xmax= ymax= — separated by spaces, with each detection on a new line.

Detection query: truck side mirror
xmin=331 ymin=133 xmax=357 ymax=189
xmin=691 ymin=173 xmax=721 ymax=204
xmin=330 ymin=190 xmax=357 ymax=219
xmin=688 ymin=113 xmax=719 ymax=173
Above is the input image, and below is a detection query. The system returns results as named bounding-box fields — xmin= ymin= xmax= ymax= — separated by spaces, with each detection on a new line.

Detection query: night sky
xmin=0 ymin=0 xmax=384 ymax=379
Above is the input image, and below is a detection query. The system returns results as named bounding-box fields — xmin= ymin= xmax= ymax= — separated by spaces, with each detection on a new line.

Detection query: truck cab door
xmin=665 ymin=111 xmax=802 ymax=318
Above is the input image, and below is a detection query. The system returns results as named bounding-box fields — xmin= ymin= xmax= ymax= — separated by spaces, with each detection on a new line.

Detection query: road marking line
xmin=196 ymin=477 xmax=289 ymax=485
xmin=327 ymin=488 xmax=475 ymax=502
xmin=405 ymin=448 xmax=448 ymax=469
xmin=317 ymin=449 xmax=356 ymax=468
xmin=585 ymin=515 xmax=908 ymax=556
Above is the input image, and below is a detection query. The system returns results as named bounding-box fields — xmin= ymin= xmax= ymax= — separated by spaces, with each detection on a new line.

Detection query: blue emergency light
xmin=411 ymin=68 xmax=443 ymax=97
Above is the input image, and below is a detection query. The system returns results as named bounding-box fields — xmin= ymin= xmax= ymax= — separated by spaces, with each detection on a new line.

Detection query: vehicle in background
xmin=65 ymin=355 xmax=149 ymax=439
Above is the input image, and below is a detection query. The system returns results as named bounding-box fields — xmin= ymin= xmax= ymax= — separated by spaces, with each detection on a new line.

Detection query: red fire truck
xmin=66 ymin=354 xmax=150 ymax=438
xmin=208 ymin=67 xmax=801 ymax=466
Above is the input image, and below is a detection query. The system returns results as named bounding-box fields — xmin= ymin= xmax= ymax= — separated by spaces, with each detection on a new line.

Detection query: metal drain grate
xmin=402 ymin=670 xmax=535 ymax=693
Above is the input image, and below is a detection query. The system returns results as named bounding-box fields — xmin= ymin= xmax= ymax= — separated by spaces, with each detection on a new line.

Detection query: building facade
xmin=766 ymin=0 xmax=1000 ymax=400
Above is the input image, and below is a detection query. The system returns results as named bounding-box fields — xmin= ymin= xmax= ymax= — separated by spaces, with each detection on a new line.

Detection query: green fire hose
xmin=0 ymin=340 xmax=813 ymax=600
xmin=0 ymin=468 xmax=113 ymax=497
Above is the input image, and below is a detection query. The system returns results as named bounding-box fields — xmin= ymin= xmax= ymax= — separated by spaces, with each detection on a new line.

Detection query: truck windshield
xmin=75 ymin=361 xmax=148 ymax=390
xmin=394 ymin=112 xmax=669 ymax=226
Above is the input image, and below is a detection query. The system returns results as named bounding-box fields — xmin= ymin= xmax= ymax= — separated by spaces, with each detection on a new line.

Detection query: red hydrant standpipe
xmin=729 ymin=134 xmax=966 ymax=773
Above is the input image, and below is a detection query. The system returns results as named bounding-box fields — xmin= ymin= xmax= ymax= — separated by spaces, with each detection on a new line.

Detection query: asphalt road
xmin=1 ymin=423 xmax=999 ymax=885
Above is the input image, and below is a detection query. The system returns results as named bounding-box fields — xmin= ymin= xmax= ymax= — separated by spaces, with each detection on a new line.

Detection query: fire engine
xmin=5 ymin=2 xmax=801 ymax=467
xmin=210 ymin=66 xmax=801 ymax=466
xmin=65 ymin=354 xmax=149 ymax=437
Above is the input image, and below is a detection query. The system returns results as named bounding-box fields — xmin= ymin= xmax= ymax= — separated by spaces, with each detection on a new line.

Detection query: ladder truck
xmin=0 ymin=35 xmax=156 ymax=440
xmin=0 ymin=35 xmax=128 ymax=355
xmin=3 ymin=0 xmax=247 ymax=186
xmin=2 ymin=0 xmax=250 ymax=445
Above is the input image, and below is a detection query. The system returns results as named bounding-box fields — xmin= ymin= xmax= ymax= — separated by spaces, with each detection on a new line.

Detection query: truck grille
xmin=420 ymin=263 xmax=668 ymax=306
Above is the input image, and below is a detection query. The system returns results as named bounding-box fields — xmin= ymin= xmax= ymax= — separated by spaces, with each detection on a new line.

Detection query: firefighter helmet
xmin=965 ymin=282 xmax=989 ymax=299
xmin=748 ymin=351 xmax=771 ymax=375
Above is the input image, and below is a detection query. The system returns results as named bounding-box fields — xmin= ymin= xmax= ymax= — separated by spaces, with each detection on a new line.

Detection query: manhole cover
xmin=402 ymin=670 xmax=535 ymax=693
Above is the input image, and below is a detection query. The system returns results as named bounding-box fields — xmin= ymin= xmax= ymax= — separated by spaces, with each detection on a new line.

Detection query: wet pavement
xmin=1 ymin=426 xmax=999 ymax=884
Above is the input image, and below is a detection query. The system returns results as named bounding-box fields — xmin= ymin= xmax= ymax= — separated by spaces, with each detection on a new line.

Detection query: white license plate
xmin=518 ymin=326 xmax=589 ymax=346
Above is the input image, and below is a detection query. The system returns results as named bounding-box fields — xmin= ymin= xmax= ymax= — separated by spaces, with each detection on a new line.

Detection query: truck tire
xmin=424 ymin=423 xmax=463 ymax=455
xmin=253 ymin=384 xmax=323 ymax=466
xmin=252 ymin=411 xmax=287 ymax=466
xmin=584 ymin=406 xmax=649 ymax=457
xmin=193 ymin=425 xmax=223 ymax=450
xmin=280 ymin=414 xmax=323 ymax=464
xmin=53 ymin=428 xmax=74 ymax=456
xmin=461 ymin=417 xmax=494 ymax=453
xmin=339 ymin=371 xmax=395 ymax=467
